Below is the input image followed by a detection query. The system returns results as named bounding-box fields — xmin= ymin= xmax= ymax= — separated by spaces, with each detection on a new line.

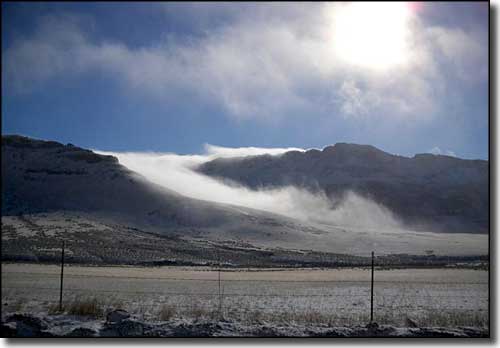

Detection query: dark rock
xmin=171 ymin=322 xmax=215 ymax=337
xmin=106 ymin=309 xmax=130 ymax=324
xmin=65 ymin=327 xmax=98 ymax=337
xmin=100 ymin=318 xmax=144 ymax=337
xmin=372 ymin=325 xmax=397 ymax=337
xmin=412 ymin=327 xmax=467 ymax=338
xmin=254 ymin=326 xmax=278 ymax=337
xmin=319 ymin=328 xmax=352 ymax=337
xmin=4 ymin=313 xmax=48 ymax=337
xmin=5 ymin=313 xmax=48 ymax=329
xmin=460 ymin=327 xmax=489 ymax=338
xmin=406 ymin=317 xmax=419 ymax=328
xmin=0 ymin=322 xmax=17 ymax=337
xmin=99 ymin=326 xmax=119 ymax=337
xmin=116 ymin=319 xmax=144 ymax=336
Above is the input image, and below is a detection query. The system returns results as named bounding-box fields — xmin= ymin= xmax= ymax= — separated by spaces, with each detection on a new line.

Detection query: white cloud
xmin=2 ymin=5 xmax=486 ymax=121
xmin=428 ymin=146 xmax=456 ymax=157
xmin=96 ymin=146 xmax=402 ymax=230
xmin=338 ymin=80 xmax=369 ymax=117
xmin=427 ymin=26 xmax=487 ymax=82
xmin=428 ymin=146 xmax=441 ymax=155
xmin=204 ymin=144 xmax=305 ymax=158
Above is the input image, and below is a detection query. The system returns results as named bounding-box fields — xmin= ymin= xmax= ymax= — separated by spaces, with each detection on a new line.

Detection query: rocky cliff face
xmin=197 ymin=143 xmax=488 ymax=233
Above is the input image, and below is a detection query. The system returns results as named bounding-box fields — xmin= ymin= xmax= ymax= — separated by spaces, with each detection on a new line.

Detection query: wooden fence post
xmin=59 ymin=240 xmax=65 ymax=312
xmin=218 ymin=251 xmax=223 ymax=319
xmin=370 ymin=251 xmax=374 ymax=323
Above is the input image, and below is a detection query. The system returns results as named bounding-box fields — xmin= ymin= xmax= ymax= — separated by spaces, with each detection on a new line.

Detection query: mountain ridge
xmin=1 ymin=135 xmax=488 ymax=261
xmin=197 ymin=142 xmax=488 ymax=234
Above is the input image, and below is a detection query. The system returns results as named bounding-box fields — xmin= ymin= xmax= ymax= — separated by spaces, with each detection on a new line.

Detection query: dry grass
xmin=245 ymin=310 xmax=264 ymax=324
xmin=187 ymin=306 xmax=210 ymax=320
xmin=239 ymin=308 xmax=487 ymax=328
xmin=67 ymin=297 xmax=103 ymax=318
xmin=23 ymin=295 xmax=491 ymax=330
xmin=367 ymin=309 xmax=489 ymax=328
xmin=240 ymin=309 xmax=366 ymax=326
xmin=421 ymin=310 xmax=488 ymax=328
xmin=143 ymin=303 xmax=489 ymax=329
xmin=159 ymin=304 xmax=176 ymax=321
xmin=110 ymin=299 xmax=124 ymax=309
xmin=182 ymin=301 xmax=222 ymax=321
xmin=48 ymin=303 xmax=64 ymax=315
xmin=11 ymin=299 xmax=24 ymax=312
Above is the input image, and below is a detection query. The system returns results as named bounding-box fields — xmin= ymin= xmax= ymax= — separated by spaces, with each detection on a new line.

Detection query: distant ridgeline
xmin=197 ymin=143 xmax=489 ymax=234
xmin=0 ymin=135 xmax=489 ymax=263
xmin=2 ymin=135 xmax=118 ymax=164
xmin=2 ymin=135 xmax=489 ymax=234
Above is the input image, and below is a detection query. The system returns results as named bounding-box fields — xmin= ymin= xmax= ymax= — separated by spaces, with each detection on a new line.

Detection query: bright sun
xmin=331 ymin=2 xmax=413 ymax=71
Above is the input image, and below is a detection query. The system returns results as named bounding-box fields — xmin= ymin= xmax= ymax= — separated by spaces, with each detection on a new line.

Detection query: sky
xmin=1 ymin=2 xmax=489 ymax=159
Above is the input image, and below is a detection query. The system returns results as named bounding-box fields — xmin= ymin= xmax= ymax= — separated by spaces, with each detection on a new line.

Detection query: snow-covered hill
xmin=198 ymin=143 xmax=489 ymax=234
xmin=1 ymin=135 xmax=319 ymax=242
xmin=1 ymin=135 xmax=488 ymax=259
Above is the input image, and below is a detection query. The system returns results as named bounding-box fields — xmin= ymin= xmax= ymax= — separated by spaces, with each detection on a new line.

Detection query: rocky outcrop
xmin=1 ymin=313 xmax=52 ymax=337
xmin=106 ymin=309 xmax=130 ymax=324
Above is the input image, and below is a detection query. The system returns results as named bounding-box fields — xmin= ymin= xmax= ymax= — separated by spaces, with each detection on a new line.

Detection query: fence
xmin=1 ymin=259 xmax=489 ymax=328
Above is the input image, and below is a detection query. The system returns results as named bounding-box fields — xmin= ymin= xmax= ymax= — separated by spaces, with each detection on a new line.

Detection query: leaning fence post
xmin=218 ymin=251 xmax=223 ymax=319
xmin=59 ymin=240 xmax=65 ymax=312
xmin=370 ymin=251 xmax=374 ymax=323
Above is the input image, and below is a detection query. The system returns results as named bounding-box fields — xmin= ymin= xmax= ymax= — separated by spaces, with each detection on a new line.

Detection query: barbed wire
xmin=2 ymin=285 xmax=488 ymax=301
xmin=1 ymin=271 xmax=488 ymax=285
xmin=2 ymin=295 xmax=488 ymax=314
xmin=2 ymin=265 xmax=488 ymax=322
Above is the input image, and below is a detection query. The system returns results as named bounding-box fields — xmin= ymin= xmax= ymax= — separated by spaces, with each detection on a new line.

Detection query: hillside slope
xmin=1 ymin=135 xmax=488 ymax=258
xmin=1 ymin=135 xmax=321 ymax=243
xmin=197 ymin=143 xmax=489 ymax=233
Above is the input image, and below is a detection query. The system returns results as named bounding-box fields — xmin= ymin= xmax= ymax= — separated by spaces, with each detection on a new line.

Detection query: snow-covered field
xmin=2 ymin=264 xmax=488 ymax=329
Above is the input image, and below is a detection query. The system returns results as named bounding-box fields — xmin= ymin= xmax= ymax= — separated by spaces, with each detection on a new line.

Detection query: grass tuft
xmin=159 ymin=304 xmax=176 ymax=321
xmin=48 ymin=303 xmax=65 ymax=315
xmin=67 ymin=297 xmax=103 ymax=318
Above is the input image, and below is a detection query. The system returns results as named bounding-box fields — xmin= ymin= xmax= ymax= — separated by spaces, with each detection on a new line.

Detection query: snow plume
xmin=428 ymin=146 xmax=456 ymax=157
xmin=204 ymin=144 xmax=305 ymax=158
xmin=97 ymin=146 xmax=401 ymax=229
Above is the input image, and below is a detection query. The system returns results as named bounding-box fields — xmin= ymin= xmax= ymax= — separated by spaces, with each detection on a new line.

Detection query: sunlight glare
xmin=332 ymin=2 xmax=412 ymax=70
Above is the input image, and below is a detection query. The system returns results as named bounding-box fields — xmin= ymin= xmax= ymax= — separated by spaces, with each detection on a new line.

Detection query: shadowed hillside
xmin=1 ymin=135 xmax=488 ymax=260
xmin=198 ymin=143 xmax=488 ymax=234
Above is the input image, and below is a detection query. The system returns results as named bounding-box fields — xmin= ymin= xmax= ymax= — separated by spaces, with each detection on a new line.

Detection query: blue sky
xmin=2 ymin=2 xmax=489 ymax=159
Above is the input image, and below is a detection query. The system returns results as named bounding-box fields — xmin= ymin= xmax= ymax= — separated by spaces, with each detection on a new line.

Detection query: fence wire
xmin=1 ymin=260 xmax=489 ymax=328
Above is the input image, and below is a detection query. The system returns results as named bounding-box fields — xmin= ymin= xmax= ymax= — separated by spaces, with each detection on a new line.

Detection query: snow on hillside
xmin=197 ymin=143 xmax=488 ymax=234
xmin=1 ymin=135 xmax=488 ymax=257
